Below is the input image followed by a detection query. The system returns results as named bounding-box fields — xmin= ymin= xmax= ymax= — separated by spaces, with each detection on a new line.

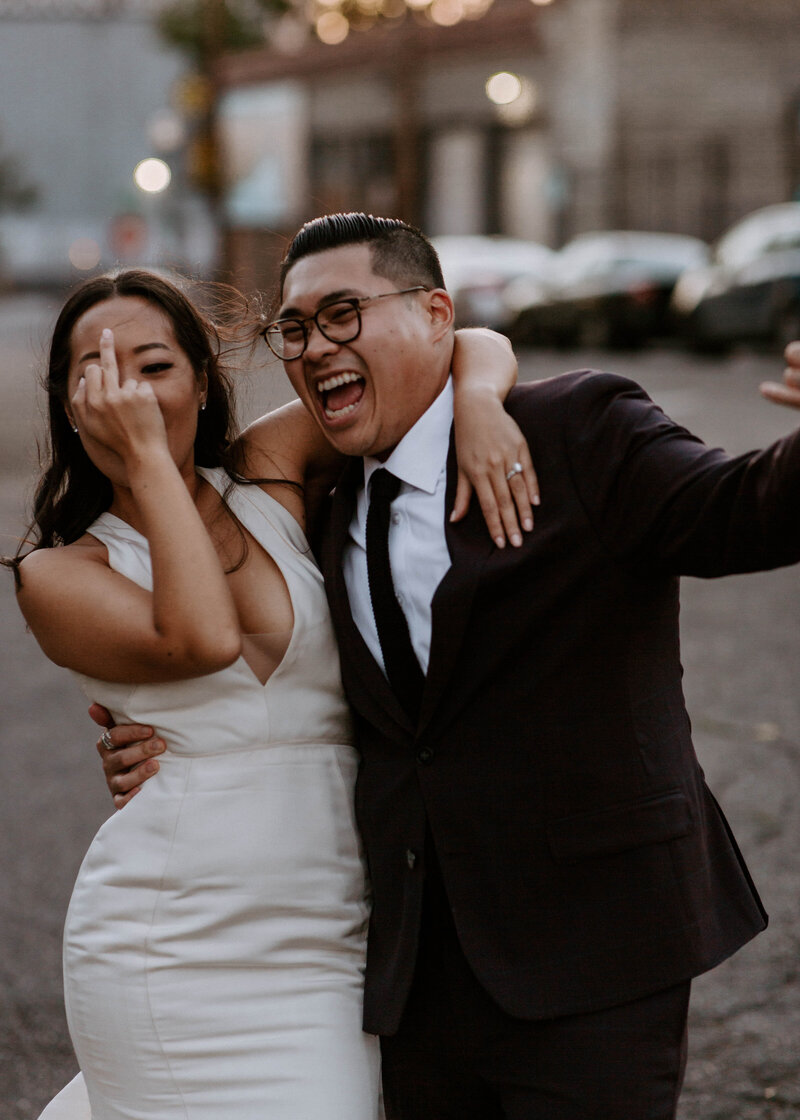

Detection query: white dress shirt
xmin=342 ymin=378 xmax=454 ymax=676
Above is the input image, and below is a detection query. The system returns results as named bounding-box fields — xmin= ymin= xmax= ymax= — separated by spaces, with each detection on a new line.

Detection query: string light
xmin=301 ymin=0 xmax=557 ymax=43
xmin=316 ymin=9 xmax=350 ymax=43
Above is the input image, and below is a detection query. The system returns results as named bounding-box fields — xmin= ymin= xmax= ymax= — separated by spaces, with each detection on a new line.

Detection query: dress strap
xmin=196 ymin=467 xmax=313 ymax=564
xmin=85 ymin=513 xmax=153 ymax=591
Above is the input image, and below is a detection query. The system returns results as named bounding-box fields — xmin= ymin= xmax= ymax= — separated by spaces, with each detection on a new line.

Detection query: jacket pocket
xmin=546 ymin=788 xmax=693 ymax=864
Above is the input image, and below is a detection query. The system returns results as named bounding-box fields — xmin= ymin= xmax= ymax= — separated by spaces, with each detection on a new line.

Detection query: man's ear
xmin=426 ymin=288 xmax=455 ymax=341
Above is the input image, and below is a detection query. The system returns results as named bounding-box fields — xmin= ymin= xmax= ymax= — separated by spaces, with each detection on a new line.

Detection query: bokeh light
xmin=495 ymin=77 xmax=538 ymax=124
xmin=68 ymin=237 xmax=102 ymax=271
xmin=133 ymin=157 xmax=172 ymax=194
xmin=148 ymin=109 xmax=185 ymax=153
xmin=316 ymin=10 xmax=350 ymax=43
xmin=461 ymin=0 xmax=494 ymax=17
xmin=485 ymin=71 xmax=523 ymax=106
xmin=430 ymin=0 xmax=463 ymax=25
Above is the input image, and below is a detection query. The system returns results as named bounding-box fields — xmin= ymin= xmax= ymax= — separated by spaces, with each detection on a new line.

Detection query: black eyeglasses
xmin=261 ymin=286 xmax=429 ymax=360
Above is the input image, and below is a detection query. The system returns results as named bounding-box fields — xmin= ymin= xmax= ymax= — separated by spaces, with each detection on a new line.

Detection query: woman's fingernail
xmin=511 ymin=533 xmax=522 ymax=547
xmin=533 ymin=495 xmax=541 ymax=506
xmin=523 ymin=518 xmax=533 ymax=531
xmin=102 ymin=328 xmax=112 ymax=340
xmin=494 ymin=536 xmax=506 ymax=549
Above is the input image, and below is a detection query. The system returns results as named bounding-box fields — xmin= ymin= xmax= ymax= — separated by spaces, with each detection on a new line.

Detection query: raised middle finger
xmin=99 ymin=327 xmax=120 ymax=390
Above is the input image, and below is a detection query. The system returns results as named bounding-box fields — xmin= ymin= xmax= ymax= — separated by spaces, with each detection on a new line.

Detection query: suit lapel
xmin=419 ymin=429 xmax=494 ymax=732
xmin=322 ymin=458 xmax=417 ymax=737
xmin=324 ymin=436 xmax=495 ymax=738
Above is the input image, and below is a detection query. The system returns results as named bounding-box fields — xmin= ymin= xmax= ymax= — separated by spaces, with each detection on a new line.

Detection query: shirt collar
xmin=362 ymin=377 xmax=453 ymax=496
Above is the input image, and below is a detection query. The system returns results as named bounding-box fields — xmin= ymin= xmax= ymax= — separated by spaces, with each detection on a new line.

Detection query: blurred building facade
xmin=1 ymin=0 xmax=797 ymax=292
xmin=0 ymin=0 xmax=215 ymax=287
xmin=216 ymin=0 xmax=800 ymax=293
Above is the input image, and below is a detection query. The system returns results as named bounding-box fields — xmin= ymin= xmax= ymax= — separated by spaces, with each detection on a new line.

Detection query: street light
xmin=485 ymin=71 xmax=523 ymax=106
xmin=133 ymin=158 xmax=172 ymax=194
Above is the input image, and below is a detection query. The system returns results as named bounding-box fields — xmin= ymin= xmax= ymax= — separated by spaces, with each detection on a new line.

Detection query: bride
xmin=10 ymin=269 xmax=535 ymax=1119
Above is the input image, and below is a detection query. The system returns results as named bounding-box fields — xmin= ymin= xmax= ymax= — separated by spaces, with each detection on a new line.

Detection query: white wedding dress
xmin=38 ymin=468 xmax=381 ymax=1120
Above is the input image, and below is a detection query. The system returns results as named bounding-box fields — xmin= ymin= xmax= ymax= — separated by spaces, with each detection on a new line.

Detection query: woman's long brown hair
xmin=3 ymin=269 xmax=291 ymax=585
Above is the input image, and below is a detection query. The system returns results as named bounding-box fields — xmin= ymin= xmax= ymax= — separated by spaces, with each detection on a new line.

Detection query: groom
xmin=100 ymin=214 xmax=800 ymax=1118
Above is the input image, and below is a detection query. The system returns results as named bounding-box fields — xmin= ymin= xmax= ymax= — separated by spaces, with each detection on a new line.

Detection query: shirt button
xmin=396 ymin=592 xmax=404 ymax=605
xmin=391 ymin=512 xmax=401 ymax=526
xmin=406 ymin=849 xmax=417 ymax=869
xmin=417 ymin=747 xmax=434 ymax=764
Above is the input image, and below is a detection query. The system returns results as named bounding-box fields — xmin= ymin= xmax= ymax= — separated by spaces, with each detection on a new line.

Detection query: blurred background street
xmin=1 ymin=0 xmax=800 ymax=1116
xmin=2 ymin=296 xmax=799 ymax=1120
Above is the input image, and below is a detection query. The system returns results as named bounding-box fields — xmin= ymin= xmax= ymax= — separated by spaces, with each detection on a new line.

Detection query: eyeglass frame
xmin=260 ymin=286 xmax=430 ymax=360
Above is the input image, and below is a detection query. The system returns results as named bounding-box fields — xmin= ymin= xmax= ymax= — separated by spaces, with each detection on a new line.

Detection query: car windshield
xmin=555 ymin=234 xmax=707 ymax=285
xmin=433 ymin=236 xmax=555 ymax=286
xmin=715 ymin=205 xmax=800 ymax=268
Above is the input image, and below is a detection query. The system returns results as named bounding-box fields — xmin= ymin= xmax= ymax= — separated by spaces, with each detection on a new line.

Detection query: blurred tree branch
xmin=156 ymin=0 xmax=286 ymax=62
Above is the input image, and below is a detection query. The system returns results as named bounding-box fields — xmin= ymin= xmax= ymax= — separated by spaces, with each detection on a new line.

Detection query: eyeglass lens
xmin=267 ymin=300 xmax=361 ymax=358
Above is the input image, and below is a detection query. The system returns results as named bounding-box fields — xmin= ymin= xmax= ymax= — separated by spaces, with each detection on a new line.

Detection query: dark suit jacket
xmin=320 ymin=370 xmax=800 ymax=1037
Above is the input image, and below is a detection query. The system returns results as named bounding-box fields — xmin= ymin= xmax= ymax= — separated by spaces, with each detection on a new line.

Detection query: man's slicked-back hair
xmin=279 ymin=212 xmax=446 ymax=295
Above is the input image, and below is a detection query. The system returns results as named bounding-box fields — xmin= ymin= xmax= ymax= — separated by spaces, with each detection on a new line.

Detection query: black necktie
xmin=366 ymin=469 xmax=424 ymax=721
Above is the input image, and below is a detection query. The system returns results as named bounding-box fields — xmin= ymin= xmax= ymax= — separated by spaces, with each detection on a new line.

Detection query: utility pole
xmin=196 ymin=0 xmax=229 ymax=276
xmin=393 ymin=36 xmax=421 ymax=226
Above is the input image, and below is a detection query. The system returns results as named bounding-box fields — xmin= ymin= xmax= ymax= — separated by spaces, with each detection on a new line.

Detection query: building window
xmin=309 ymin=134 xmax=395 ymax=217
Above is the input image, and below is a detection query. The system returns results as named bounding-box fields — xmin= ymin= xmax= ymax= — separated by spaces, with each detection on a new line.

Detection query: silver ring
xmin=100 ymin=729 xmax=114 ymax=751
xmin=505 ymin=461 xmax=524 ymax=481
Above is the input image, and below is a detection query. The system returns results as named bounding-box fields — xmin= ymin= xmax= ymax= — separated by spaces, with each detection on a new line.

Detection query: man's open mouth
xmin=317 ymin=371 xmax=365 ymax=420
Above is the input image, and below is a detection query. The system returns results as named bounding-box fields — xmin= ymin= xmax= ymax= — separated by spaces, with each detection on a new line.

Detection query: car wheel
xmin=577 ymin=314 xmax=610 ymax=350
xmin=688 ymin=334 xmax=729 ymax=357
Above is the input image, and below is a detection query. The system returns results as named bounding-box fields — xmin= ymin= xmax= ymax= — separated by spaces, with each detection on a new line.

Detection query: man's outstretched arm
xmin=557 ymin=340 xmax=800 ymax=577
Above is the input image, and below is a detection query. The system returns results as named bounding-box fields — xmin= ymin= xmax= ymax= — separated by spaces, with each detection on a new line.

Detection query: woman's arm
xmin=238 ymin=328 xmax=539 ymax=548
xmin=451 ymin=328 xmax=539 ymax=548
xmin=235 ymin=400 xmax=345 ymax=535
xmin=18 ymin=330 xmax=241 ymax=683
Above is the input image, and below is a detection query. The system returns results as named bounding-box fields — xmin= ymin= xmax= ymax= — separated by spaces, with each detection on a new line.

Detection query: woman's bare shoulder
xmin=18 ymin=535 xmax=109 ymax=587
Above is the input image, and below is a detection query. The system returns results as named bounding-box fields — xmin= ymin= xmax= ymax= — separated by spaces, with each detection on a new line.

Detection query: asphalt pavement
xmin=1 ymin=294 xmax=798 ymax=1118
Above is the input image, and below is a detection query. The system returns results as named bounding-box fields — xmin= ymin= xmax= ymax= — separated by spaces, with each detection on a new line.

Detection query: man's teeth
xmin=317 ymin=372 xmax=361 ymax=394
xmin=324 ymin=401 xmax=358 ymax=419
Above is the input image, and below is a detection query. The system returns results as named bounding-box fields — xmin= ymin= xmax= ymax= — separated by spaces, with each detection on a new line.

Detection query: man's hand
xmin=759 ymin=342 xmax=800 ymax=409
xmin=90 ymin=703 xmax=165 ymax=809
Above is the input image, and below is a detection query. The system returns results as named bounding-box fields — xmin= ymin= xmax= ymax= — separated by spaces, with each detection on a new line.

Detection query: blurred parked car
xmin=433 ymin=235 xmax=555 ymax=330
xmin=506 ymin=231 xmax=709 ymax=349
xmin=671 ymin=203 xmax=800 ymax=351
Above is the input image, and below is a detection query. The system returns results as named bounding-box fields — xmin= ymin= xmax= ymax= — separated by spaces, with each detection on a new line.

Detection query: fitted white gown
xmin=38 ymin=468 xmax=381 ymax=1120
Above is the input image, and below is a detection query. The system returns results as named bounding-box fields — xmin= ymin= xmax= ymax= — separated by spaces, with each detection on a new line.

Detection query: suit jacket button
xmin=406 ymin=849 xmax=417 ymax=869
xmin=417 ymin=746 xmax=434 ymax=764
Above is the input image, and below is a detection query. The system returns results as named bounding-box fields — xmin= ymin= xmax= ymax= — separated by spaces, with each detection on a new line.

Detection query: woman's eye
xmin=142 ymin=362 xmax=173 ymax=375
